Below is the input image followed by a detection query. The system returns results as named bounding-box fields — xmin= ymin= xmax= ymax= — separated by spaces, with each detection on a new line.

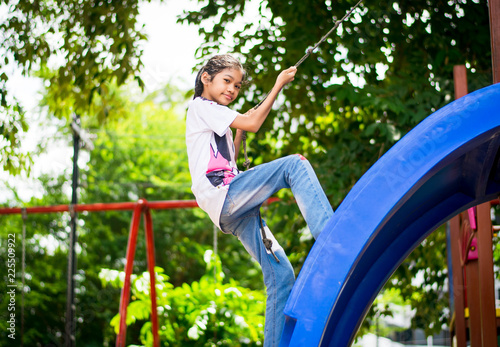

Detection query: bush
xmin=100 ymin=250 xmax=266 ymax=346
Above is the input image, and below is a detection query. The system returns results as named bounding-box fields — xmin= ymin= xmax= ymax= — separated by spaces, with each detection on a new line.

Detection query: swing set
xmin=1 ymin=199 xmax=195 ymax=346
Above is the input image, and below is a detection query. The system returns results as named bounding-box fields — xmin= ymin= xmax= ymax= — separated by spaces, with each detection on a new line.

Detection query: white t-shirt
xmin=186 ymin=97 xmax=240 ymax=228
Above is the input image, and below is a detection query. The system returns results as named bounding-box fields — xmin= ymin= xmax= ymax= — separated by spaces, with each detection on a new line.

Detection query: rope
xmin=241 ymin=0 xmax=363 ymax=170
xmin=241 ymin=130 xmax=251 ymax=169
xmin=293 ymin=0 xmax=363 ymax=69
xmin=259 ymin=211 xmax=280 ymax=263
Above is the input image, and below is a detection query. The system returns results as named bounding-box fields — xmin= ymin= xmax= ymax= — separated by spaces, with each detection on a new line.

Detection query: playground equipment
xmin=0 ymin=198 xmax=277 ymax=347
xmin=3 ymin=79 xmax=500 ymax=347
xmin=279 ymin=82 xmax=500 ymax=346
xmin=0 ymin=200 xmax=198 ymax=346
xmin=4 ymin=84 xmax=500 ymax=347
xmin=9 ymin=75 xmax=493 ymax=347
xmin=448 ymin=203 xmax=499 ymax=347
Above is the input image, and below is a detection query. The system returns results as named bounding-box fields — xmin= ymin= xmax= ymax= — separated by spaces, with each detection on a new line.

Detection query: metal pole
xmin=116 ymin=201 xmax=143 ymax=347
xmin=65 ymin=114 xmax=80 ymax=347
xmin=144 ymin=206 xmax=160 ymax=347
xmin=0 ymin=197 xmax=280 ymax=215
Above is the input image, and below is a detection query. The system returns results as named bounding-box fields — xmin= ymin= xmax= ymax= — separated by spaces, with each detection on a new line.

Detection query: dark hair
xmin=194 ymin=54 xmax=246 ymax=99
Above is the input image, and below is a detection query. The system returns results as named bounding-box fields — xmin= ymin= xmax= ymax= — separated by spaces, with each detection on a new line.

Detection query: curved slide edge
xmin=280 ymin=83 xmax=500 ymax=346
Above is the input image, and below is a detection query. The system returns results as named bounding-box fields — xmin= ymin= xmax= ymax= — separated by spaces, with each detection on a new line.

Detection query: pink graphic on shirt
xmin=206 ymin=144 xmax=237 ymax=186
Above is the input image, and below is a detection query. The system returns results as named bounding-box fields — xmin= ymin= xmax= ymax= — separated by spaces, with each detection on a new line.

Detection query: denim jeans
xmin=219 ymin=154 xmax=334 ymax=347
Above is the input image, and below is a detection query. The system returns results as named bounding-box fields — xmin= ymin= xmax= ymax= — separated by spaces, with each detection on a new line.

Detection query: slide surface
xmin=280 ymin=83 xmax=500 ymax=346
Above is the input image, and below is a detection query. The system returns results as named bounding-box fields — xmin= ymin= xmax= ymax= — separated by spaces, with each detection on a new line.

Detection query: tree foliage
xmin=180 ymin=0 xmax=493 ymax=336
xmin=100 ymin=251 xmax=266 ymax=346
xmin=0 ymin=0 xmax=151 ymax=175
xmin=0 ymin=101 xmax=31 ymax=175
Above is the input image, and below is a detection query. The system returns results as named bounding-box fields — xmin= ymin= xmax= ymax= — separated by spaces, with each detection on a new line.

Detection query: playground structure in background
xmin=447 ymin=65 xmax=499 ymax=347
xmin=279 ymin=1 xmax=500 ymax=344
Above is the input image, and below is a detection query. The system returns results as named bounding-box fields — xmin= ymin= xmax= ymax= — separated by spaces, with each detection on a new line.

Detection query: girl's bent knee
xmin=294 ymin=153 xmax=307 ymax=161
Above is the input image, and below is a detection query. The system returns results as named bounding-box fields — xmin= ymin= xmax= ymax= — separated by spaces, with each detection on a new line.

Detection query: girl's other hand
xmin=276 ymin=66 xmax=297 ymax=88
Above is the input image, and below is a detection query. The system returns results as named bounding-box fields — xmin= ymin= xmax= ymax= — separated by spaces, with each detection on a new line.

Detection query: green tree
xmin=180 ymin=0 xmax=493 ymax=336
xmin=0 ymin=0 xmax=151 ymax=175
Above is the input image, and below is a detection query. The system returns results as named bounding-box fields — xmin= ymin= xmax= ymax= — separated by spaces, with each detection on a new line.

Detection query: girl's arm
xmin=230 ymin=66 xmax=297 ymax=133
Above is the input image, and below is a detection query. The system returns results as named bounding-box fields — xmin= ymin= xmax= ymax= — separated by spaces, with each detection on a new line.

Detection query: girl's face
xmin=201 ymin=68 xmax=243 ymax=106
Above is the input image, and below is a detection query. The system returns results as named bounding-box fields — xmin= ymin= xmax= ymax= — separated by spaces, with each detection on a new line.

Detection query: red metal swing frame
xmin=1 ymin=199 xmax=198 ymax=347
xmin=0 ymin=197 xmax=278 ymax=346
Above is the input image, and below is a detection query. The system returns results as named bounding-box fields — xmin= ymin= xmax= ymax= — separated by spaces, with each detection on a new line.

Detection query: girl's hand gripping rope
xmin=276 ymin=66 xmax=297 ymax=89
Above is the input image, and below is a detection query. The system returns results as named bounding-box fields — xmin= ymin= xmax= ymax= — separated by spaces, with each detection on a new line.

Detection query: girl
xmin=186 ymin=54 xmax=333 ymax=346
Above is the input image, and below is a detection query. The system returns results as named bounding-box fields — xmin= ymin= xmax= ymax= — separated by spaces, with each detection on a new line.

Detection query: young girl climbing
xmin=186 ymin=53 xmax=334 ymax=347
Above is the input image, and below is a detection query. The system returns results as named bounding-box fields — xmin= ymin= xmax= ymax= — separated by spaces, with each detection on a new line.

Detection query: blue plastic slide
xmin=280 ymin=83 xmax=500 ymax=346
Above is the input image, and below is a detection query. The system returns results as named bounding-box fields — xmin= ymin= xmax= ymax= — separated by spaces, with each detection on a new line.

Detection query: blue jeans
xmin=219 ymin=154 xmax=334 ymax=347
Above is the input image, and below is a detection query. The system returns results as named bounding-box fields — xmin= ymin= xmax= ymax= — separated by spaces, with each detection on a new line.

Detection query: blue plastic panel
xmin=281 ymin=83 xmax=500 ymax=347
